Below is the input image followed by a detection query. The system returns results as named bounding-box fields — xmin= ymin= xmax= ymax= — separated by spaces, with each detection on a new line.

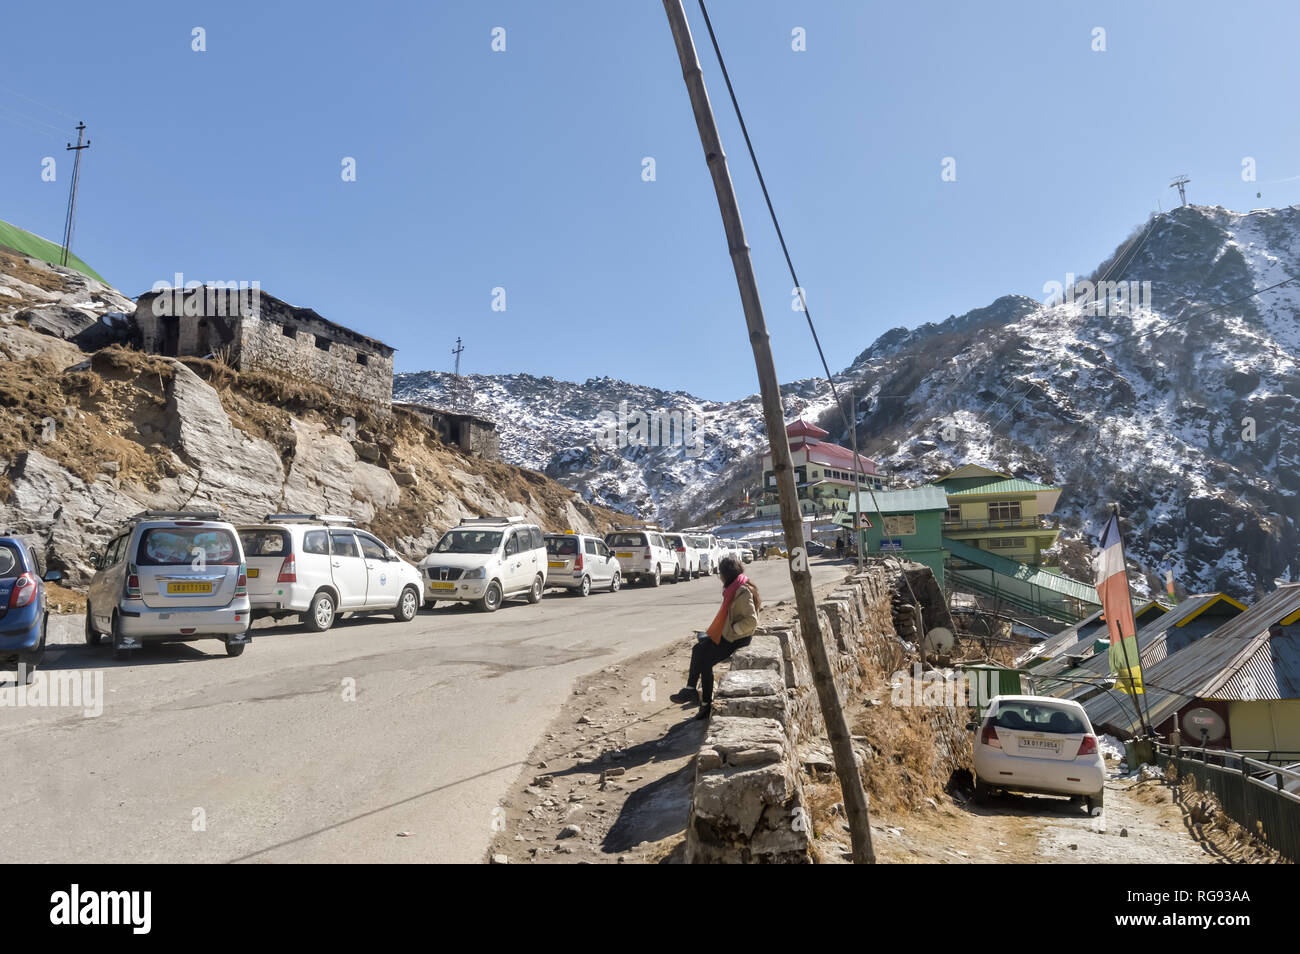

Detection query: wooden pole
xmin=661 ymin=0 xmax=875 ymax=863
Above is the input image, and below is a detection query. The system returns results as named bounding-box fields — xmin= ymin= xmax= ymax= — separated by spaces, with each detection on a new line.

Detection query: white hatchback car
xmin=85 ymin=510 xmax=251 ymax=659
xmin=544 ymin=533 xmax=621 ymax=596
xmin=969 ymin=695 xmax=1106 ymax=815
xmin=604 ymin=526 xmax=678 ymax=586
xmin=238 ymin=515 xmax=424 ymax=632
xmin=420 ymin=516 xmax=547 ymax=612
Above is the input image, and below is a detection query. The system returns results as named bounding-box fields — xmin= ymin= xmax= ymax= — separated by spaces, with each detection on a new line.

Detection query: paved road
xmin=1 ymin=559 xmax=845 ymax=863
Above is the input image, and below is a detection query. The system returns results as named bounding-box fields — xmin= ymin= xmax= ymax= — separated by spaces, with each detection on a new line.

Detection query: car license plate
xmin=548 ymin=561 xmax=566 ymax=568
xmin=616 ymin=552 xmax=633 ymax=559
xmin=1020 ymin=738 xmax=1060 ymax=752
xmin=247 ymin=568 xmax=260 ymax=578
xmin=167 ymin=581 xmax=212 ymax=595
xmin=429 ymin=582 xmax=455 ymax=590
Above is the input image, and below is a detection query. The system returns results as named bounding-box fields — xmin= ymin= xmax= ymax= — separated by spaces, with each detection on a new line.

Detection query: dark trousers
xmin=688 ymin=635 xmax=752 ymax=705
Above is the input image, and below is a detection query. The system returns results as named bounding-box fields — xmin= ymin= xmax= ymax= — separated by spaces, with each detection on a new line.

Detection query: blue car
xmin=0 ymin=535 xmax=62 ymax=685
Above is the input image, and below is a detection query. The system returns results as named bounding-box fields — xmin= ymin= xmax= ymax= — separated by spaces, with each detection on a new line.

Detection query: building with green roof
xmin=835 ymin=485 xmax=948 ymax=585
xmin=934 ymin=464 xmax=1062 ymax=568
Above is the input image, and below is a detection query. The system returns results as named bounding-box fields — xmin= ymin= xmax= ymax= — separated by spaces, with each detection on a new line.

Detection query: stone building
xmin=133 ymin=285 xmax=394 ymax=407
xmin=395 ymin=402 xmax=500 ymax=460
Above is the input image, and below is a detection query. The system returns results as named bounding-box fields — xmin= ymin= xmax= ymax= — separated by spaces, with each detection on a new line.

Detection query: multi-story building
xmin=934 ymin=464 xmax=1062 ymax=568
xmin=756 ymin=419 xmax=883 ymax=518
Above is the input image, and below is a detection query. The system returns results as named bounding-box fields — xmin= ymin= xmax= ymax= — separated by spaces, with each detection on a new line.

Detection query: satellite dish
xmin=1182 ymin=708 xmax=1226 ymax=743
xmin=923 ymin=627 xmax=955 ymax=655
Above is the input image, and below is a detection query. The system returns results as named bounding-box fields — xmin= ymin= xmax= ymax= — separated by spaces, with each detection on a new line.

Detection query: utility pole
xmin=452 ymin=336 xmax=464 ymax=375
xmin=847 ymin=386 xmax=863 ymax=574
xmin=61 ymin=121 xmax=90 ymax=267
xmin=662 ymin=0 xmax=875 ymax=863
xmin=1170 ymin=174 xmax=1190 ymax=208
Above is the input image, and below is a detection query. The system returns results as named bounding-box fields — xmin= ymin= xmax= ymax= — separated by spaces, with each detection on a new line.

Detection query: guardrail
xmin=942 ymin=516 xmax=1053 ymax=532
xmin=1154 ymin=742 xmax=1300 ymax=862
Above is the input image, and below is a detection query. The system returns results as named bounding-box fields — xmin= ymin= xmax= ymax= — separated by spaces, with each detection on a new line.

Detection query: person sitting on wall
xmin=669 ymin=556 xmax=761 ymax=721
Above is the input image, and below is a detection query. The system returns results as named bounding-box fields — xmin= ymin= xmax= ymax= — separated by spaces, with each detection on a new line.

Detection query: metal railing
xmin=1154 ymin=742 xmax=1300 ymax=862
xmin=942 ymin=516 xmax=1055 ymax=532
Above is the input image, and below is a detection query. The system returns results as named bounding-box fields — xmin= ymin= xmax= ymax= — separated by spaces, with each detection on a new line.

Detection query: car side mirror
xmin=88 ymin=554 xmax=101 ymax=570
xmin=43 ymin=570 xmax=63 ymax=583
xmin=965 ymin=721 xmax=979 ymax=732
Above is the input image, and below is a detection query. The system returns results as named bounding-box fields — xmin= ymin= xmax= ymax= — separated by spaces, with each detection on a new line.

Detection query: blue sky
xmin=3 ymin=1 xmax=1298 ymax=401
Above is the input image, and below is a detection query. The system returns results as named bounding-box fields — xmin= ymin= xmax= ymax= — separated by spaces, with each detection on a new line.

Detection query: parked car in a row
xmin=544 ymin=532 xmax=621 ymax=596
xmin=0 ymin=533 xmax=62 ymax=683
xmin=420 ymin=516 xmax=547 ymax=612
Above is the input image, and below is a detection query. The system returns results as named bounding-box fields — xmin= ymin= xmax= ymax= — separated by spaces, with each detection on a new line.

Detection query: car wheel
xmin=84 ymin=611 xmax=104 ymax=647
xmin=477 ymin=580 xmax=503 ymax=613
xmin=609 ymin=572 xmax=621 ymax=593
xmin=672 ymin=565 xmax=682 ymax=583
xmin=973 ymin=777 xmax=990 ymax=804
xmin=650 ymin=566 xmax=662 ymax=587
xmin=527 ymin=574 xmax=543 ymax=604
xmin=225 ymin=639 xmax=247 ymax=657
xmin=1086 ymin=791 xmax=1104 ymax=816
xmin=577 ymin=576 xmax=591 ymax=597
xmin=111 ymin=614 xmax=132 ymax=661
xmin=393 ymin=586 xmax=420 ymax=622
xmin=305 ymin=591 xmax=336 ymax=632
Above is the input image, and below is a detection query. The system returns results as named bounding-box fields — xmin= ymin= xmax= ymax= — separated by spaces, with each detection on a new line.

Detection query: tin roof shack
xmin=394 ymin=403 xmax=499 ymax=461
xmin=134 ymin=286 xmax=395 ymax=408
xmin=1085 ymin=583 xmax=1300 ymax=751
xmin=1022 ymin=599 xmax=1173 ymax=673
xmin=1032 ymin=594 xmax=1248 ymax=701
xmin=835 ymin=485 xmax=948 ymax=586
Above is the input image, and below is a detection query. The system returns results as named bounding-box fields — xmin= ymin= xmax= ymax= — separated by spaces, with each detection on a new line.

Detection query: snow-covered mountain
xmin=396 ymin=204 xmax=1300 ymax=598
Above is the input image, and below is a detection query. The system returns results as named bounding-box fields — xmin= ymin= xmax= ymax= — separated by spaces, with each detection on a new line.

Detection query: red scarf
xmin=706 ymin=573 xmax=749 ymax=644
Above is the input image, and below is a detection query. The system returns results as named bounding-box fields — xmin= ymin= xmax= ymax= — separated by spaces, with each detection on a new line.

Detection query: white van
xmin=237 ymin=515 xmax=425 ymax=632
xmin=663 ymin=532 xmax=702 ymax=580
xmin=420 ymin=516 xmax=547 ymax=612
xmin=544 ymin=532 xmax=621 ymax=596
xmin=604 ymin=525 xmax=678 ymax=586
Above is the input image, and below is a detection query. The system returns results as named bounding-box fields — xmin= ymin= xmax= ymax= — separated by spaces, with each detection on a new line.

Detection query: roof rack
xmin=613 ymin=523 xmax=662 ymax=532
xmin=128 ymin=510 xmax=224 ymax=523
xmin=458 ymin=515 xmax=525 ymax=526
xmin=263 ymin=514 xmax=357 ymax=525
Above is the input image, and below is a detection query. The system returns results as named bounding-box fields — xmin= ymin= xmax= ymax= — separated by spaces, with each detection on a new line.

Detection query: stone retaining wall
xmin=684 ymin=562 xmax=969 ymax=863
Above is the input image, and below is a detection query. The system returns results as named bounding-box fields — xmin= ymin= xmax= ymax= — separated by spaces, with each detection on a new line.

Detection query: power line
xmin=0 ymin=84 xmax=79 ymax=121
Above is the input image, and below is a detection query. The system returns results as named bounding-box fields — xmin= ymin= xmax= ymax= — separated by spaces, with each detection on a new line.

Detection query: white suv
xmin=420 ymin=516 xmax=547 ymax=612
xmin=544 ymin=533 xmax=621 ymax=596
xmin=663 ymin=532 xmax=702 ymax=580
xmin=237 ymin=515 xmax=425 ymax=632
xmin=604 ymin=525 xmax=678 ymax=586
xmin=85 ymin=510 xmax=251 ymax=659
xmin=692 ymin=534 xmax=721 ymax=575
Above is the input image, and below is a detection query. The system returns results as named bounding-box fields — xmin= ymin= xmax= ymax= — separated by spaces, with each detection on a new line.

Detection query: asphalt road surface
xmin=1 ymin=558 xmax=845 ymax=863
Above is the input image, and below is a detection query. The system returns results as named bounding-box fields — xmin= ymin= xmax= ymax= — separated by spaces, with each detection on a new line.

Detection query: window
xmin=530 ymin=527 xmax=544 ymax=550
xmin=988 ymin=501 xmax=1022 ymax=521
xmin=329 ymin=531 xmax=360 ymax=558
xmin=547 ymin=536 xmax=579 ymax=556
xmin=137 ymin=527 xmax=239 ymax=566
xmin=433 ymin=529 xmax=502 ymax=554
xmin=597 ymin=541 xmax=610 ymax=558
xmin=987 ymin=536 xmax=1026 ymax=550
xmin=0 ymin=543 xmax=20 ymax=579
xmin=240 ymin=529 xmax=289 ymax=556
xmin=505 ymin=533 xmax=520 ymax=556
xmin=584 ymin=540 xmax=598 ymax=555
xmin=314 ymin=335 xmax=331 ymax=352
xmin=945 ymin=506 xmax=961 ymax=522
xmin=281 ymin=325 xmax=297 ymax=339
xmin=356 ymin=353 xmax=369 ymax=366
xmin=357 ymin=534 xmax=387 ymax=560
xmin=606 ymin=533 xmax=647 ymax=548
xmin=302 ymin=530 xmax=329 ymax=555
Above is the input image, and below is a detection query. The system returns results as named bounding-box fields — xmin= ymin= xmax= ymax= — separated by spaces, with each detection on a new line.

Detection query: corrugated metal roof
xmin=1034 ymin=595 xmax=1230 ymax=699
xmin=1084 ymin=584 xmax=1300 ymax=737
xmin=850 ymin=486 xmax=949 ymax=514
xmin=941 ymin=477 xmax=1061 ymax=497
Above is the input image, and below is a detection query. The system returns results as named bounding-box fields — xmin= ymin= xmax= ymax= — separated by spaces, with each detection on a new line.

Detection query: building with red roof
xmin=755 ymin=419 xmax=883 ymax=517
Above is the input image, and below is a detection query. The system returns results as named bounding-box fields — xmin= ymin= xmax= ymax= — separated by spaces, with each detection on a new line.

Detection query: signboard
xmin=879 ymin=539 xmax=904 ymax=552
xmin=883 ymin=515 xmax=916 ymax=537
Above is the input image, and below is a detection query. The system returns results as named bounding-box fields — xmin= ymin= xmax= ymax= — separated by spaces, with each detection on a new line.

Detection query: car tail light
xmin=278 ymin=555 xmax=297 ymax=583
xmin=235 ymin=563 xmax=248 ymax=596
xmin=125 ymin=563 xmax=142 ymax=600
xmin=1076 ymin=734 xmax=1098 ymax=757
xmin=980 ymin=723 xmax=1002 ymax=749
xmin=574 ymin=552 xmax=583 ymax=571
xmin=8 ymin=572 xmax=37 ymax=609
xmin=676 ymin=546 xmax=685 ymax=552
